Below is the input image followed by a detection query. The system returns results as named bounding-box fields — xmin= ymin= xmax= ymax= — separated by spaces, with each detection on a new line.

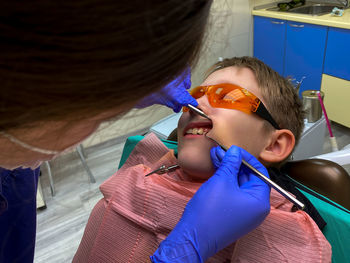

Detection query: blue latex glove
xmin=150 ymin=145 xmax=271 ymax=263
xmin=135 ymin=68 xmax=198 ymax=112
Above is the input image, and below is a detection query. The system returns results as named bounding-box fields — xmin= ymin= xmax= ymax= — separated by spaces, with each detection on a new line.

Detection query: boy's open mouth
xmin=184 ymin=121 xmax=213 ymax=136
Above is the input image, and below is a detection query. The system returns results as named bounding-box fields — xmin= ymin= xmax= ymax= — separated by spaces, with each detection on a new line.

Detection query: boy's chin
xmin=177 ymin=148 xmax=215 ymax=181
xmin=178 ymin=161 xmax=215 ymax=182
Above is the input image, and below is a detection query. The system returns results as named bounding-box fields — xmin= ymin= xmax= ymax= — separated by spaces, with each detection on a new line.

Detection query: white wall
xmin=191 ymin=0 xmax=280 ymax=86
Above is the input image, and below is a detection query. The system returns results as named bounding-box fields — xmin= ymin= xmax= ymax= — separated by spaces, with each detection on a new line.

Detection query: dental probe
xmin=187 ymin=104 xmax=211 ymax=120
xmin=206 ymin=136 xmax=305 ymax=210
xmin=187 ymin=104 xmax=305 ymax=210
xmin=145 ymin=164 xmax=180 ymax=177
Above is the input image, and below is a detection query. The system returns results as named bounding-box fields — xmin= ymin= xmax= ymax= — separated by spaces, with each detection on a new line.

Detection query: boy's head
xmin=177 ymin=56 xmax=304 ymax=181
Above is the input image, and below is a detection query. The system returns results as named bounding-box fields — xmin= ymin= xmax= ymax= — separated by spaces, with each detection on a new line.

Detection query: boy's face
xmin=177 ymin=66 xmax=273 ymax=181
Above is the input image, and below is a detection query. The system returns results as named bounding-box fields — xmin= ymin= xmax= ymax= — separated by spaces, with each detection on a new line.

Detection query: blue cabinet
xmin=284 ymin=21 xmax=328 ymax=94
xmin=254 ymin=16 xmax=286 ymax=76
xmin=253 ymin=16 xmax=328 ymax=95
xmin=324 ymin=27 xmax=350 ymax=81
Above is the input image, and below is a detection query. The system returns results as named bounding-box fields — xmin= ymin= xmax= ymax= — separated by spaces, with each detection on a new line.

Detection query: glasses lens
xmin=206 ymin=84 xmax=258 ymax=114
xmin=183 ymin=84 xmax=259 ymax=114
xmin=190 ymin=86 xmax=206 ymax=99
xmin=183 ymin=83 xmax=279 ymax=129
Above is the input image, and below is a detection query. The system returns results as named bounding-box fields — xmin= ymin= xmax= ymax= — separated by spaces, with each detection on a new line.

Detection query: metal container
xmin=302 ymin=90 xmax=324 ymax=123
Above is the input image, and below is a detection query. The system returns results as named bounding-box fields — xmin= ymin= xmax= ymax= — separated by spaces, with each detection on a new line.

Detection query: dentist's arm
xmin=135 ymin=68 xmax=198 ymax=113
xmin=150 ymin=145 xmax=271 ymax=262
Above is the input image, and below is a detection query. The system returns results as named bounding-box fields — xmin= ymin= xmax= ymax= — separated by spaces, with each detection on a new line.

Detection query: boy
xmin=73 ymin=57 xmax=331 ymax=262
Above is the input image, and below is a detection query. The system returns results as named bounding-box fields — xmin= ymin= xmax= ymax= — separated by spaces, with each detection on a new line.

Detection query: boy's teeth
xmin=186 ymin=127 xmax=210 ymax=135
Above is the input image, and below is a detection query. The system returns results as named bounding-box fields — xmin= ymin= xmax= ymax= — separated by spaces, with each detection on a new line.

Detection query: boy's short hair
xmin=206 ymin=56 xmax=304 ymax=146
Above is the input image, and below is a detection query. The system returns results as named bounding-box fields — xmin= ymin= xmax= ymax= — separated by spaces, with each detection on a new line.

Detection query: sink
xmin=288 ymin=4 xmax=343 ymax=15
xmin=266 ymin=3 xmax=343 ymax=16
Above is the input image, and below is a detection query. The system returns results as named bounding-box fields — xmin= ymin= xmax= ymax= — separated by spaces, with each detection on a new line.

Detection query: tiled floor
xmin=34 ymin=121 xmax=350 ymax=263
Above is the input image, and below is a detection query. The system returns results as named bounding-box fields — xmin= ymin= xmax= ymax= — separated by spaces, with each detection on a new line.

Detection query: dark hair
xmin=207 ymin=56 xmax=305 ymax=145
xmin=0 ymin=0 xmax=212 ymax=130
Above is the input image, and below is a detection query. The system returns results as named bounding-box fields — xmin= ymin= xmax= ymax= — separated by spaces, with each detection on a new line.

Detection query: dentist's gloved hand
xmin=135 ymin=68 xmax=198 ymax=112
xmin=150 ymin=145 xmax=271 ymax=263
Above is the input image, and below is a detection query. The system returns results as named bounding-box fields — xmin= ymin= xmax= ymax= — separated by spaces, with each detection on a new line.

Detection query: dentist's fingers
xmin=134 ymin=67 xmax=198 ymax=112
xmin=238 ymin=166 xmax=250 ymax=187
xmin=210 ymin=145 xmax=269 ymax=188
xmin=210 ymin=146 xmax=226 ymax=170
xmin=238 ymin=148 xmax=270 ymax=192
xmin=212 ymin=145 xmax=242 ymax=192
xmin=182 ymin=67 xmax=192 ymax=90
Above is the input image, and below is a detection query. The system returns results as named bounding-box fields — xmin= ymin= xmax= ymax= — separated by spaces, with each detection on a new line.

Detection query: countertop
xmin=252 ymin=6 xmax=350 ymax=29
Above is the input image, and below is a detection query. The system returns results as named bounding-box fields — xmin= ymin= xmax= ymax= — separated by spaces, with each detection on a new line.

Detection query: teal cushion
xmin=288 ymin=177 xmax=350 ymax=263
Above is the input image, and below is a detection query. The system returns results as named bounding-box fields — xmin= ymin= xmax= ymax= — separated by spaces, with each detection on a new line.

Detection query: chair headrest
xmin=283 ymin=159 xmax=350 ymax=210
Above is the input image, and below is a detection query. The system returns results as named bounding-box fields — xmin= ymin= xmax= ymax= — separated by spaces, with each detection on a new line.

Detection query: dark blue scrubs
xmin=0 ymin=167 xmax=40 ymax=263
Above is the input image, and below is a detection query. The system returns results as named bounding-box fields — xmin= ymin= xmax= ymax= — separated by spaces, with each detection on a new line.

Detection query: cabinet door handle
xmin=289 ymin=23 xmax=305 ymax=28
xmin=270 ymin=21 xmax=285 ymax=24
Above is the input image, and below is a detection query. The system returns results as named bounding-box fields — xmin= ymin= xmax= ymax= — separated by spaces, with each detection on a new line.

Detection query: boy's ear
xmin=259 ymin=129 xmax=295 ymax=164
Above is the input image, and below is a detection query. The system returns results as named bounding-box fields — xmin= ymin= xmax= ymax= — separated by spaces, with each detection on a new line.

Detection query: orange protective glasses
xmin=183 ymin=83 xmax=280 ymax=130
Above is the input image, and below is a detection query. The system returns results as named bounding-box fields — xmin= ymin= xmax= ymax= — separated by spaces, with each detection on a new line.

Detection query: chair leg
xmin=76 ymin=144 xmax=96 ymax=183
xmin=44 ymin=161 xmax=55 ymax=196
xmin=79 ymin=143 xmax=88 ymax=159
xmin=36 ymin=177 xmax=47 ymax=209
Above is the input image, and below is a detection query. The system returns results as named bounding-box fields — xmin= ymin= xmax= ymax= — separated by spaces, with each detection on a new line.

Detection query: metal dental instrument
xmin=207 ymin=136 xmax=305 ymax=210
xmin=187 ymin=104 xmax=211 ymax=120
xmin=187 ymin=104 xmax=305 ymax=210
xmin=145 ymin=164 xmax=180 ymax=177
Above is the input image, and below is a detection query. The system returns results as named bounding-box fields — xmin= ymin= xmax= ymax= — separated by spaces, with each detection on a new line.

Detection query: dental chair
xmin=283 ymin=158 xmax=350 ymax=210
xmin=118 ymin=131 xmax=350 ymax=263
xmin=282 ymin=154 xmax=350 ymax=263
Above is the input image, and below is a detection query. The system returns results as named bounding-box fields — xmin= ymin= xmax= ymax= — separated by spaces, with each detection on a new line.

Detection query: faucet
xmin=289 ymin=76 xmax=306 ymax=94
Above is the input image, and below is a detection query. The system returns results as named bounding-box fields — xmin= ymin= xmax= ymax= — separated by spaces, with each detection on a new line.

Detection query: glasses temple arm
xmin=255 ymin=104 xmax=281 ymax=130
